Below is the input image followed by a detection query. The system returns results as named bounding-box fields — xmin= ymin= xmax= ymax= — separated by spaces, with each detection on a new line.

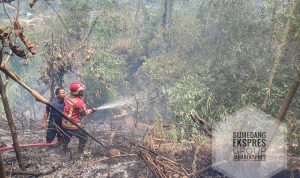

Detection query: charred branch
xmin=190 ymin=114 xmax=212 ymax=138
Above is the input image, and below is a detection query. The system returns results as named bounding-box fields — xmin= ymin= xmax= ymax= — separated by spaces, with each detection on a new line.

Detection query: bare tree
xmin=162 ymin=0 xmax=174 ymax=28
xmin=0 ymin=57 xmax=25 ymax=170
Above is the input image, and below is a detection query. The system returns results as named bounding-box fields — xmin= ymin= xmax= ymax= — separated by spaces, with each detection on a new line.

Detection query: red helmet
xmin=70 ymin=82 xmax=85 ymax=95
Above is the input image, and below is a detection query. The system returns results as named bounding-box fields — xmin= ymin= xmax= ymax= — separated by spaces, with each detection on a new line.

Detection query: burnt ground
xmin=0 ymin=110 xmax=210 ymax=178
xmin=0 ymin=111 xmax=299 ymax=178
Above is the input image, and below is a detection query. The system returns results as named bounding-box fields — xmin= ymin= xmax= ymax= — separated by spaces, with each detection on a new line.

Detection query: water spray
xmin=94 ymin=98 xmax=134 ymax=111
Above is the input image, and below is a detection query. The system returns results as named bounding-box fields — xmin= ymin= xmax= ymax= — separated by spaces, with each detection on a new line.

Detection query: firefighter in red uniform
xmin=62 ymin=82 xmax=96 ymax=154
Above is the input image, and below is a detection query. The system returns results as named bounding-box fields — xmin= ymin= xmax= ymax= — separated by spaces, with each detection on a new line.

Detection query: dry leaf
xmin=57 ymin=53 xmax=62 ymax=59
xmin=1 ymin=33 xmax=10 ymax=47
xmin=29 ymin=0 xmax=38 ymax=8
xmin=13 ymin=18 xmax=22 ymax=37
xmin=22 ymin=59 xmax=29 ymax=65
xmin=13 ymin=18 xmax=36 ymax=55
xmin=20 ymin=33 xmax=36 ymax=55
xmin=10 ymin=44 xmax=26 ymax=59
xmin=0 ymin=26 xmax=8 ymax=36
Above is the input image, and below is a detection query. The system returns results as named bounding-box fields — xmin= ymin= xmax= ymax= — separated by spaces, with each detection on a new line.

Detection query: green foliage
xmin=87 ymin=50 xmax=126 ymax=82
xmin=84 ymin=50 xmax=127 ymax=105
xmin=135 ymin=0 xmax=300 ymax=145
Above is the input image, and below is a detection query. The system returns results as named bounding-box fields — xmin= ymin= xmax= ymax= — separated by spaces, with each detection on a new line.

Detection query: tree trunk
xmin=49 ymin=66 xmax=55 ymax=101
xmin=162 ymin=0 xmax=174 ymax=29
xmin=0 ymin=75 xmax=25 ymax=170
xmin=267 ymin=0 xmax=297 ymax=87
xmin=276 ymin=69 xmax=300 ymax=122
xmin=169 ymin=0 xmax=174 ymax=25
xmin=262 ymin=0 xmax=298 ymax=109
xmin=264 ymin=69 xmax=300 ymax=152
xmin=162 ymin=0 xmax=169 ymax=28
xmin=0 ymin=154 xmax=6 ymax=178
xmin=135 ymin=0 xmax=141 ymax=24
xmin=49 ymin=32 xmax=55 ymax=101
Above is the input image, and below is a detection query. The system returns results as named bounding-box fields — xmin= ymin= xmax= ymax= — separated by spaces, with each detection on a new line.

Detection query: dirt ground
xmin=0 ymin=111 xmax=299 ymax=178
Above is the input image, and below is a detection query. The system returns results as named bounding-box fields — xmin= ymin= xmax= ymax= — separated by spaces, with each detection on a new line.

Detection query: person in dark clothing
xmin=41 ymin=87 xmax=65 ymax=143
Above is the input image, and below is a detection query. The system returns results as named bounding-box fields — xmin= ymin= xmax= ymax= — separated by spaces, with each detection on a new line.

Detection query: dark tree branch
xmin=44 ymin=0 xmax=70 ymax=35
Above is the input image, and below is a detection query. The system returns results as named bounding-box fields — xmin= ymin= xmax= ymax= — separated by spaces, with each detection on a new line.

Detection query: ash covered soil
xmin=0 ymin=110 xmax=299 ymax=178
xmin=0 ymin=110 xmax=214 ymax=178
